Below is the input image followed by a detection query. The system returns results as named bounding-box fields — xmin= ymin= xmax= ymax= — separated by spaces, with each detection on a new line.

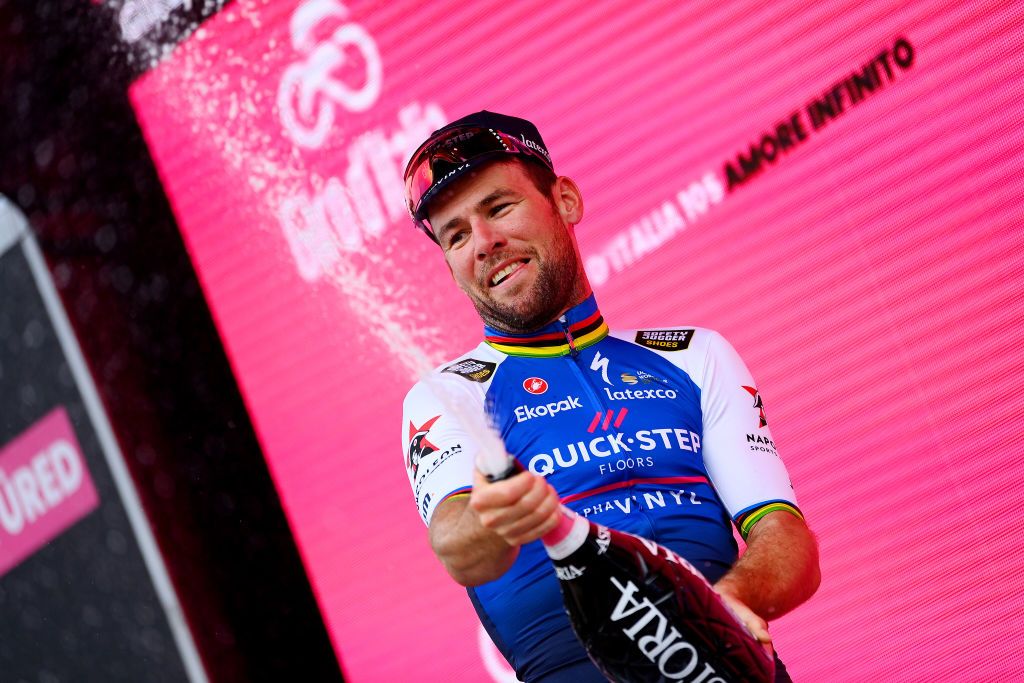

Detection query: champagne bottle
xmin=541 ymin=506 xmax=775 ymax=683
xmin=468 ymin=421 xmax=772 ymax=682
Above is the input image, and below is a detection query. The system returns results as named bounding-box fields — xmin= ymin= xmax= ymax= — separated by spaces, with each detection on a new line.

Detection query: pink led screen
xmin=128 ymin=1 xmax=1024 ymax=680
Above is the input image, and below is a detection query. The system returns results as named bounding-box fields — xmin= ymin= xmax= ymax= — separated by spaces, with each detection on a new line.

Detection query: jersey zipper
xmin=560 ymin=315 xmax=604 ymax=411
xmin=560 ymin=315 xmax=654 ymax=537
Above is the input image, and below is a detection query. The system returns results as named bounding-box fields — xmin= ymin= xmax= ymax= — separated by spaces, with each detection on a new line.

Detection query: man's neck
xmin=485 ymin=288 xmax=594 ymax=335
xmin=482 ymin=292 xmax=607 ymax=357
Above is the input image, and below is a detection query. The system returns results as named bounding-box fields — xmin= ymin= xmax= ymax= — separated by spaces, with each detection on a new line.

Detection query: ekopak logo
xmin=514 ymin=396 xmax=583 ymax=423
xmin=523 ymin=377 xmax=548 ymax=395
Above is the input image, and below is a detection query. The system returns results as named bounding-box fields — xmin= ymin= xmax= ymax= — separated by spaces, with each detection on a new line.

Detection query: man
xmin=401 ymin=111 xmax=819 ymax=682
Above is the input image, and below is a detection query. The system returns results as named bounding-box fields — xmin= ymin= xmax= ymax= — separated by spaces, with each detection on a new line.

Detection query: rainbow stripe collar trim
xmin=484 ymin=295 xmax=609 ymax=358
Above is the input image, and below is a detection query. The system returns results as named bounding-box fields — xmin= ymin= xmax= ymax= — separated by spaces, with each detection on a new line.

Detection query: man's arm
xmin=713 ymin=511 xmax=821 ymax=649
xmin=429 ymin=468 xmax=562 ymax=586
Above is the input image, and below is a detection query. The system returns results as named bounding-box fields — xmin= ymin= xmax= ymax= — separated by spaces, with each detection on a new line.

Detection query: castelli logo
xmin=523 ymin=377 xmax=548 ymax=395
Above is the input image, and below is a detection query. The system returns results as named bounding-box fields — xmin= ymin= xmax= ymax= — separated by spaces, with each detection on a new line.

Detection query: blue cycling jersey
xmin=402 ymin=295 xmax=800 ymax=682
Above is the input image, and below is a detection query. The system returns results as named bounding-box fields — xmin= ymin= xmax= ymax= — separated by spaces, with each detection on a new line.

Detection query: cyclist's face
xmin=427 ymin=161 xmax=587 ymax=333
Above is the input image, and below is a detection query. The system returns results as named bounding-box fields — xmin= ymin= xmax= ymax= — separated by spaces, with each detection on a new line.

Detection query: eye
xmin=490 ymin=203 xmax=513 ymax=217
xmin=447 ymin=229 xmax=468 ymax=249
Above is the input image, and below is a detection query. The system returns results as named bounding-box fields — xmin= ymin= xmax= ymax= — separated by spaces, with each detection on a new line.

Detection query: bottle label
xmin=608 ymin=576 xmax=724 ymax=681
xmin=541 ymin=506 xmax=589 ymax=561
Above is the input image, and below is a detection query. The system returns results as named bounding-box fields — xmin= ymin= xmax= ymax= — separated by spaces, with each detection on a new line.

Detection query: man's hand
xmin=712 ymin=509 xmax=819 ymax=657
xmin=429 ymin=466 xmax=562 ymax=586
xmin=715 ymin=585 xmax=773 ymax=658
xmin=469 ymin=467 xmax=562 ymax=546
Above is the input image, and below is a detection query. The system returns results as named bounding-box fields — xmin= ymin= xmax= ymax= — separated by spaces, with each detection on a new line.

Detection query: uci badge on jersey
xmin=442 ymin=358 xmax=497 ymax=382
xmin=634 ymin=329 xmax=694 ymax=351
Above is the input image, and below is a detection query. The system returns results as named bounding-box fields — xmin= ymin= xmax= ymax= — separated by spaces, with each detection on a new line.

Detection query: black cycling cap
xmin=403 ymin=111 xmax=555 ymax=243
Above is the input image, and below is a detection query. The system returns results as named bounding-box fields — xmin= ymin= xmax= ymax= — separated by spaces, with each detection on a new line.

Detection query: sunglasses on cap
xmin=403 ymin=126 xmax=553 ymax=244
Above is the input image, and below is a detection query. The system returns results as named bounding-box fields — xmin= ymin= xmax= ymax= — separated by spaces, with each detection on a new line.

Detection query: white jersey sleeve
xmin=697 ymin=330 xmax=801 ymax=537
xmin=401 ymin=371 xmax=485 ymax=526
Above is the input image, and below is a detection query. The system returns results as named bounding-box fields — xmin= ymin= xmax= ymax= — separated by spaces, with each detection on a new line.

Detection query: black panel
xmin=0 ymin=244 xmax=189 ymax=682
xmin=0 ymin=0 xmax=344 ymax=680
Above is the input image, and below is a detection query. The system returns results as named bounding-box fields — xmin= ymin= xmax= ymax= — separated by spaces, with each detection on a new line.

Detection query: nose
xmin=472 ymin=217 xmax=507 ymax=260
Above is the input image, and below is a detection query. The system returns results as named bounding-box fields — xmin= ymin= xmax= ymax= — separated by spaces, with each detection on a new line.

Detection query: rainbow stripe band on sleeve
xmin=734 ymin=500 xmax=803 ymax=539
xmin=438 ymin=486 xmax=473 ymax=507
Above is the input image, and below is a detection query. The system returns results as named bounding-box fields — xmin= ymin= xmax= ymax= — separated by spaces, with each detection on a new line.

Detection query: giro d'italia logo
xmin=742 ymin=386 xmax=768 ymax=428
xmin=523 ymin=377 xmax=548 ymax=395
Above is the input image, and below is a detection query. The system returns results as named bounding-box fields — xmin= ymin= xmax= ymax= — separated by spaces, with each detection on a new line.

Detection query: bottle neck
xmin=542 ymin=506 xmax=590 ymax=560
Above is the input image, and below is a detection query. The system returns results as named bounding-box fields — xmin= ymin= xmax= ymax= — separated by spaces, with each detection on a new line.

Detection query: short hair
xmin=516 ymin=158 xmax=558 ymax=199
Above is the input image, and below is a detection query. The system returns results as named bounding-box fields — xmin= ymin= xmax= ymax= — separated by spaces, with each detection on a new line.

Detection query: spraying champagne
xmin=475 ymin=440 xmax=774 ymax=682
xmin=541 ymin=506 xmax=774 ymax=682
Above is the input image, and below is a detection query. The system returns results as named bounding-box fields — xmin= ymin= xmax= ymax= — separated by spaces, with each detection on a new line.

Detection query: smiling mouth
xmin=490 ymin=259 xmax=530 ymax=287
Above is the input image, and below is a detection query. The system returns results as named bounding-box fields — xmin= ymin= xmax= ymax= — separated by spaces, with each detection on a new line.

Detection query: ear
xmin=552 ymin=176 xmax=584 ymax=225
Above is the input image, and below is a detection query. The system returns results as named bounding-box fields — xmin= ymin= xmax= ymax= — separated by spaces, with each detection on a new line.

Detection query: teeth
xmin=491 ymin=262 xmax=522 ymax=286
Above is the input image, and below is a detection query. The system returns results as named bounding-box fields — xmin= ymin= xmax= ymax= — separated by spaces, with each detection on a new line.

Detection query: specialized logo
xmin=742 ymin=386 xmax=768 ymax=427
xmin=515 ymin=395 xmax=583 ymax=423
xmin=442 ymin=358 xmax=497 ymax=383
xmin=406 ymin=415 xmax=441 ymax=479
xmin=523 ymin=377 xmax=549 ymax=395
xmin=590 ymin=351 xmax=612 ymax=385
xmin=635 ymin=329 xmax=694 ymax=351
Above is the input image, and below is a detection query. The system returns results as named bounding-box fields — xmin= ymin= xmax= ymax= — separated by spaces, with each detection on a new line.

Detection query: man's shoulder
xmin=403 ymin=343 xmax=505 ymax=403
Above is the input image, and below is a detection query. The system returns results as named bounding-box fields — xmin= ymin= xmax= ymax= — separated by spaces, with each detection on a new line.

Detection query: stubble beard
xmin=471 ymin=230 xmax=583 ymax=334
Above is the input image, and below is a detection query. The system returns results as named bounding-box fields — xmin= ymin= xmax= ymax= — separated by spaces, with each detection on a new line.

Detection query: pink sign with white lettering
xmin=0 ymin=407 xmax=100 ymax=576
xmin=129 ymin=1 xmax=1024 ymax=679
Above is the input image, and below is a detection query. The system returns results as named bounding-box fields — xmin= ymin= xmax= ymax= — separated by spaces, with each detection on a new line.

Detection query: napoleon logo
xmin=742 ymin=386 xmax=768 ymax=427
xmin=634 ymin=329 xmax=694 ymax=351
xmin=523 ymin=377 xmax=549 ymax=395
xmin=442 ymin=358 xmax=497 ymax=383
xmin=407 ymin=415 xmax=441 ymax=478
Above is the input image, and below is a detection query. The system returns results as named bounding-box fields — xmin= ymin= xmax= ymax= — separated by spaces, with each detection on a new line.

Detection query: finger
xmin=473 ymin=473 xmax=546 ymax=530
xmin=715 ymin=589 xmax=773 ymax=656
xmin=493 ymin=486 xmax=553 ymax=538
xmin=746 ymin=618 xmax=772 ymax=657
xmin=511 ymin=473 xmax=553 ymax=512
xmin=470 ymin=468 xmax=531 ymax=512
xmin=501 ymin=492 xmax=560 ymax=543
xmin=486 ymin=477 xmax=555 ymax=538
xmin=751 ymin=621 xmax=771 ymax=644
xmin=510 ymin=506 xmax=562 ymax=545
